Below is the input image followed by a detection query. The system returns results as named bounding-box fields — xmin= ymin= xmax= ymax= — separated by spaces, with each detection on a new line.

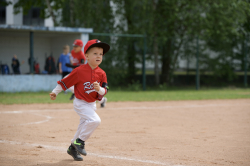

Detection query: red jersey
xmin=58 ymin=63 xmax=108 ymax=102
xmin=71 ymin=50 xmax=86 ymax=66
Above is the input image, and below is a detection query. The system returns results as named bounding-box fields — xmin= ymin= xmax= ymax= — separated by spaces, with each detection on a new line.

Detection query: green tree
xmin=113 ymin=0 xmax=250 ymax=86
xmin=200 ymin=0 xmax=250 ymax=82
xmin=13 ymin=0 xmax=64 ymax=26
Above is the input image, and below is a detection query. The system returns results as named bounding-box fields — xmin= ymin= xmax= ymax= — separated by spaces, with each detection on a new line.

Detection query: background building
xmin=0 ymin=0 xmax=92 ymax=75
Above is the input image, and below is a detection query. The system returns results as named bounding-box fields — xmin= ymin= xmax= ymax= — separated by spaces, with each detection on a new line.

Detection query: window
xmin=0 ymin=1 xmax=6 ymax=24
xmin=23 ymin=7 xmax=44 ymax=26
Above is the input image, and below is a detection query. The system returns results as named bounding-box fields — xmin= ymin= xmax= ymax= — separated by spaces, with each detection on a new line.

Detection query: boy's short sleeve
xmin=57 ymin=68 xmax=79 ymax=91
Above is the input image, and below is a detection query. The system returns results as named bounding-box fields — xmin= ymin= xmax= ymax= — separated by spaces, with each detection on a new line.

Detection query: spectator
xmin=59 ymin=45 xmax=72 ymax=78
xmin=45 ymin=54 xmax=56 ymax=74
xmin=11 ymin=54 xmax=20 ymax=74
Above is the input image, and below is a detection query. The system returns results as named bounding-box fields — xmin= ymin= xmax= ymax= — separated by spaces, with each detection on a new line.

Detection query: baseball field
xmin=0 ymin=89 xmax=250 ymax=166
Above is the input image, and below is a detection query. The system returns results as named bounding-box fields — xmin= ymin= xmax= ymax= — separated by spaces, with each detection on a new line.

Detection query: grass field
xmin=1 ymin=88 xmax=250 ymax=104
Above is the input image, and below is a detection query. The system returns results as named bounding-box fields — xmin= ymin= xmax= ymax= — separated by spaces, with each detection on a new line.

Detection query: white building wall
xmin=0 ymin=75 xmax=61 ymax=92
xmin=0 ymin=31 xmax=30 ymax=74
xmin=0 ymin=31 xmax=81 ymax=74
xmin=44 ymin=17 xmax=54 ymax=27
xmin=6 ymin=0 xmax=22 ymax=25
xmin=81 ymin=33 xmax=89 ymax=48
xmin=0 ymin=31 xmax=51 ymax=74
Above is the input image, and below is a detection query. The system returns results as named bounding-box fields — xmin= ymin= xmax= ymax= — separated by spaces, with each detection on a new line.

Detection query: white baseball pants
xmin=71 ymin=98 xmax=101 ymax=143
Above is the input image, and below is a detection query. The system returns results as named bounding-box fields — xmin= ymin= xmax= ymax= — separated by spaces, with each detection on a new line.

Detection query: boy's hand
xmin=50 ymin=92 xmax=56 ymax=100
xmin=93 ymin=82 xmax=100 ymax=91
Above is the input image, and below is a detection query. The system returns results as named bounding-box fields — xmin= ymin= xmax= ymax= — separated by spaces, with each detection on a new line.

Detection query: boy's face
xmin=63 ymin=47 xmax=69 ymax=54
xmin=85 ymin=47 xmax=103 ymax=68
xmin=73 ymin=46 xmax=82 ymax=53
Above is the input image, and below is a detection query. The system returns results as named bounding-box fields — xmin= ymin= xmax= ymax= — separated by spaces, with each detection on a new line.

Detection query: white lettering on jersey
xmin=83 ymin=82 xmax=94 ymax=90
xmin=83 ymin=81 xmax=100 ymax=95
xmin=70 ymin=56 xmax=79 ymax=65
xmin=85 ymin=89 xmax=96 ymax=94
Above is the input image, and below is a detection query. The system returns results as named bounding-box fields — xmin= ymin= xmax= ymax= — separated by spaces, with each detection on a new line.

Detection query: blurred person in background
xmin=11 ymin=54 xmax=21 ymax=74
xmin=67 ymin=39 xmax=86 ymax=100
xmin=59 ymin=45 xmax=72 ymax=78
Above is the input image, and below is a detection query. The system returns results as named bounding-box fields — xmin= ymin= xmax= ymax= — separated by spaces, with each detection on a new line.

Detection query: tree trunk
xmin=127 ymin=41 xmax=136 ymax=83
xmin=153 ymin=37 xmax=160 ymax=85
xmin=161 ymin=39 xmax=172 ymax=84
xmin=45 ymin=0 xmax=57 ymax=26
xmin=69 ymin=0 xmax=75 ymax=26
xmin=241 ymin=39 xmax=245 ymax=71
xmin=153 ymin=0 xmax=159 ymax=86
xmin=123 ymin=1 xmax=136 ymax=84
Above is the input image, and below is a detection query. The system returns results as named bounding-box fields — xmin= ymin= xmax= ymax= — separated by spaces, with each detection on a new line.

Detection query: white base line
xmin=1 ymin=103 xmax=250 ymax=114
xmin=0 ymin=140 xmax=184 ymax=166
xmin=19 ymin=113 xmax=52 ymax=126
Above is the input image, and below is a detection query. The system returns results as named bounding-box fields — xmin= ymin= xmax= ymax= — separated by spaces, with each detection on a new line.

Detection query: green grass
xmin=0 ymin=88 xmax=250 ymax=104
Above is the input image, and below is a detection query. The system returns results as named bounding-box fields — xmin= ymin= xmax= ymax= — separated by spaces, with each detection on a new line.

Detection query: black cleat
xmin=67 ymin=145 xmax=83 ymax=161
xmin=71 ymin=138 xmax=87 ymax=156
xmin=69 ymin=93 xmax=75 ymax=100
xmin=100 ymin=97 xmax=107 ymax=108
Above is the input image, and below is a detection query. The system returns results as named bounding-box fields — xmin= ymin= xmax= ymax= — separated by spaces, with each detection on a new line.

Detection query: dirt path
xmin=0 ymin=99 xmax=249 ymax=166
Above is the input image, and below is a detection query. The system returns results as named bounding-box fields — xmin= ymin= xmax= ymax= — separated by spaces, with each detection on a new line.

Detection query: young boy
xmin=58 ymin=45 xmax=72 ymax=78
xmin=49 ymin=39 xmax=110 ymax=161
xmin=67 ymin=39 xmax=108 ymax=107
xmin=71 ymin=39 xmax=86 ymax=66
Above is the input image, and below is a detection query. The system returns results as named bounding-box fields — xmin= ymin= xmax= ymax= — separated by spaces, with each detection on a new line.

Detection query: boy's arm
xmin=52 ymin=84 xmax=63 ymax=95
xmin=57 ymin=68 xmax=79 ymax=91
xmin=49 ymin=84 xmax=63 ymax=100
xmin=69 ymin=54 xmax=73 ymax=65
xmin=93 ymin=82 xmax=108 ymax=95
xmin=96 ymin=82 xmax=109 ymax=101
xmin=59 ymin=63 xmax=62 ymax=73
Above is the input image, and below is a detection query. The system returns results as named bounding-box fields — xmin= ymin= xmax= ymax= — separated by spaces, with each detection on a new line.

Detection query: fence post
xmin=142 ymin=35 xmax=147 ymax=91
xmin=30 ymin=31 xmax=34 ymax=74
xmin=196 ymin=36 xmax=200 ymax=90
xmin=244 ymin=36 xmax=248 ymax=87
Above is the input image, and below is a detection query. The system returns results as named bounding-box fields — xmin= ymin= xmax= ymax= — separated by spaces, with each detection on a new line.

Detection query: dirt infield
xmin=0 ymin=99 xmax=249 ymax=166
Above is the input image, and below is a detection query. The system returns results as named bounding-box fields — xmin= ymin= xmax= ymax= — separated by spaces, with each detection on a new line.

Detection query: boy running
xmin=49 ymin=39 xmax=110 ymax=161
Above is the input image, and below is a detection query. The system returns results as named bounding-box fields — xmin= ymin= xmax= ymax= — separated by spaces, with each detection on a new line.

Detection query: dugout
xmin=0 ymin=24 xmax=93 ymax=74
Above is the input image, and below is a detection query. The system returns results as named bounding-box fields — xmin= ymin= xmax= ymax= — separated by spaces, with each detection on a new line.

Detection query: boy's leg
xmin=67 ymin=145 xmax=83 ymax=161
xmin=98 ymin=97 xmax=107 ymax=108
xmin=71 ymin=117 xmax=85 ymax=143
xmin=71 ymin=99 xmax=101 ymax=155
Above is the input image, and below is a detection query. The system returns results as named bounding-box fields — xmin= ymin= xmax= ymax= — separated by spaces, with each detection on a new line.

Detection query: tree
xmin=9 ymin=0 xmax=250 ymax=87
xmin=13 ymin=0 xmax=64 ymax=26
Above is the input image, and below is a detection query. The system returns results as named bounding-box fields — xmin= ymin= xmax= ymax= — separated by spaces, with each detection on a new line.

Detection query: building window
xmin=23 ymin=7 xmax=44 ymax=26
xmin=0 ymin=3 xmax=6 ymax=24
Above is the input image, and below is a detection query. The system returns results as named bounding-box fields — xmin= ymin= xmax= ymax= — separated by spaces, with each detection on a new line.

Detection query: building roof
xmin=0 ymin=24 xmax=93 ymax=33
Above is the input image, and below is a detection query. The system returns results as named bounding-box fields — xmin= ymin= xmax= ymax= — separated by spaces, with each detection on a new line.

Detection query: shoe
xmin=67 ymin=145 xmax=83 ymax=161
xmin=69 ymin=93 xmax=75 ymax=100
xmin=100 ymin=97 xmax=107 ymax=108
xmin=72 ymin=138 xmax=87 ymax=156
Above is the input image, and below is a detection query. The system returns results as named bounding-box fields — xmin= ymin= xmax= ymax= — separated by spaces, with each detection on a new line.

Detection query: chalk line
xmin=19 ymin=113 xmax=52 ymax=125
xmin=0 ymin=140 xmax=185 ymax=166
xmin=1 ymin=103 xmax=250 ymax=114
